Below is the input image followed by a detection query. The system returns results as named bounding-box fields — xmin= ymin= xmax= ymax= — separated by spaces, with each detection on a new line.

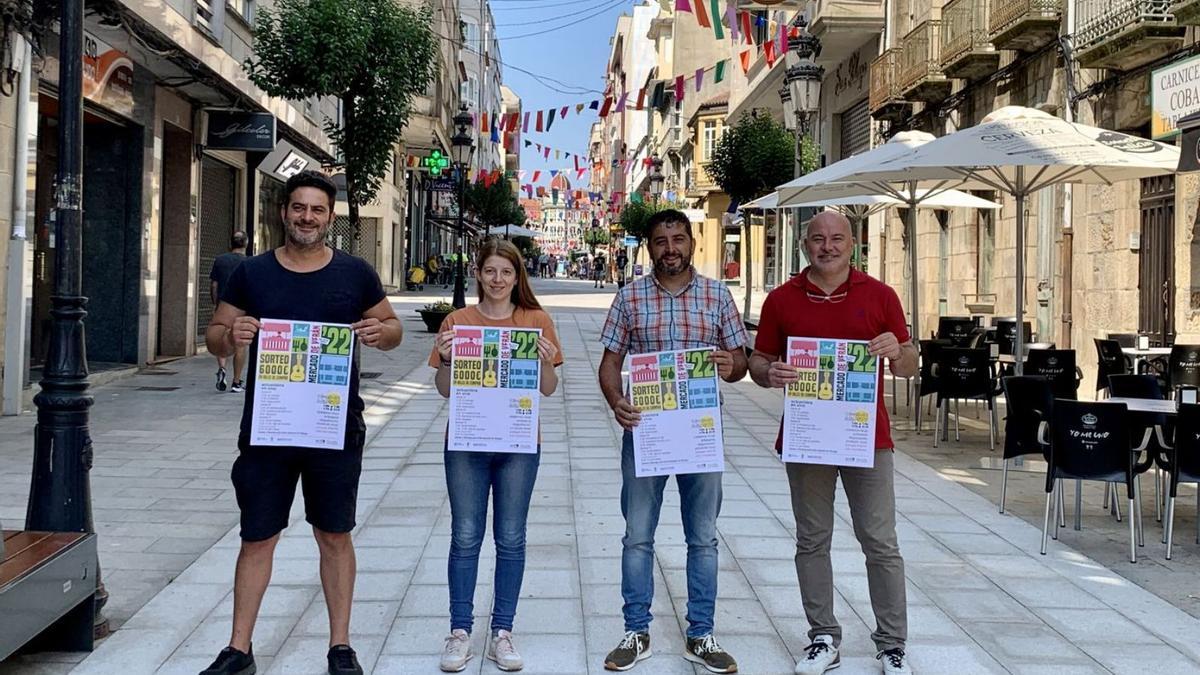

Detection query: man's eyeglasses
xmin=806 ymin=290 xmax=848 ymax=304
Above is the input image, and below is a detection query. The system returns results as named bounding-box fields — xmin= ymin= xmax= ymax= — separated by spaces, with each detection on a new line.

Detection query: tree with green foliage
xmin=705 ymin=113 xmax=796 ymax=316
xmin=246 ymin=0 xmax=437 ymax=235
xmin=464 ymin=179 xmax=526 ymax=235
xmin=617 ymin=200 xmax=669 ymax=265
xmin=583 ymin=226 xmax=610 ymax=254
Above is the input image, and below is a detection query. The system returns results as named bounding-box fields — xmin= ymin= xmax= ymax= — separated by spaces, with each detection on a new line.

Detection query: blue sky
xmin=495 ymin=0 xmax=634 ymax=189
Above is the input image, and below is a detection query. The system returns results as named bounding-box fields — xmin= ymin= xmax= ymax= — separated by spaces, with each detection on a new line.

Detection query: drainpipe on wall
xmin=1059 ymin=8 xmax=1077 ymax=350
xmin=3 ymin=34 xmax=33 ymax=416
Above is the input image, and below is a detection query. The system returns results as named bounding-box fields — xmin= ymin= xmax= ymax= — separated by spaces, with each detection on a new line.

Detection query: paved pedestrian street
xmin=3 ymin=280 xmax=1199 ymax=675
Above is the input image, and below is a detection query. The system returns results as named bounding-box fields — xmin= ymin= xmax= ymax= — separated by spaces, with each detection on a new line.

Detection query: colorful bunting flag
xmin=576 ymin=103 xmax=585 ymax=114
xmin=536 ymin=110 xmax=544 ymax=132
xmin=727 ymin=4 xmax=738 ymax=41
xmin=694 ymin=0 xmax=710 ymax=28
xmin=615 ymin=92 xmax=628 ymax=112
xmin=715 ymin=59 xmax=726 ymax=82
xmin=590 ymin=99 xmax=600 ymax=110
xmin=599 ymin=96 xmax=612 ymax=117
xmin=560 ymin=106 xmax=568 ymax=118
xmin=739 ymin=50 xmax=750 ymax=74
xmin=765 ymin=39 xmax=776 ymax=67
xmin=674 ymin=75 xmax=685 ymax=103
xmin=523 ymin=112 xmax=530 ymax=133
xmin=711 ymin=0 xmax=723 ymax=39
xmin=636 ymin=87 xmax=646 ymax=110
xmin=695 ymin=68 xmax=704 ymax=91
xmin=532 ymin=171 xmax=541 ymax=183
xmin=547 ymin=108 xmax=556 ymax=131
xmin=543 ymin=147 xmax=550 ymax=159
xmin=740 ymin=12 xmax=752 ymax=43
xmin=675 ymin=0 xmax=691 ymax=12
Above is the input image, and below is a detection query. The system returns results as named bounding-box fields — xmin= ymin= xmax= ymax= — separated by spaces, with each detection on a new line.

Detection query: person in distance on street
xmin=210 ymin=231 xmax=249 ymax=393
xmin=597 ymin=209 xmax=748 ymax=673
xmin=200 ymin=170 xmax=403 ymax=675
xmin=431 ymin=239 xmax=563 ymax=672
xmin=748 ymin=211 xmax=918 ymax=675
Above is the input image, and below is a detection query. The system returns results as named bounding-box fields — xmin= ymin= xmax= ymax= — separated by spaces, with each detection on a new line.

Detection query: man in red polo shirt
xmin=749 ymin=211 xmax=918 ymax=675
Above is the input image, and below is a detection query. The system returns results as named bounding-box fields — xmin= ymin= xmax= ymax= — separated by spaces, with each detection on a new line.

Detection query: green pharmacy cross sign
xmin=424 ymin=150 xmax=450 ymax=176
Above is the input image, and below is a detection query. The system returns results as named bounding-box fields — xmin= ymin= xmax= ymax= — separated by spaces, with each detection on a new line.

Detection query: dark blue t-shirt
xmin=209 ymin=251 xmax=246 ymax=299
xmin=221 ymin=248 xmax=386 ymax=450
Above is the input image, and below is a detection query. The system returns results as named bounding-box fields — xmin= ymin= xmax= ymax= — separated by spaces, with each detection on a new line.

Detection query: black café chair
xmin=1167 ymin=344 xmax=1200 ymax=391
xmin=999 ymin=376 xmax=1054 ymax=514
xmin=994 ymin=318 xmax=1032 ymax=356
xmin=915 ymin=339 xmax=947 ymax=433
xmin=1108 ymin=332 xmax=1138 ymax=348
xmin=931 ymin=347 xmax=1000 ymax=450
xmin=1041 ymin=400 xmax=1148 ymax=563
xmin=1160 ymin=403 xmax=1200 ymax=559
xmin=1109 ymin=374 xmax=1170 ymax=523
xmin=937 ymin=316 xmax=977 ymax=347
xmin=1026 ymin=349 xmax=1083 ymax=400
xmin=1094 ymin=338 xmax=1132 ymax=398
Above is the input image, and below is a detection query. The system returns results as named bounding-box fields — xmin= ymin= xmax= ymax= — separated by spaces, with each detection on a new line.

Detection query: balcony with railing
xmin=869 ymin=48 xmax=910 ymax=121
xmin=989 ymin=0 xmax=1061 ymax=51
xmin=898 ymin=21 xmax=952 ymax=102
xmin=941 ymin=0 xmax=1000 ymax=80
xmin=1075 ymin=0 xmax=1183 ymax=69
xmin=1174 ymin=0 xmax=1200 ymax=24
xmin=809 ymin=0 xmax=887 ymax=64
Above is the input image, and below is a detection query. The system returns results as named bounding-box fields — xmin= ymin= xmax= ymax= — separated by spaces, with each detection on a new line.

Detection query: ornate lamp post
xmin=450 ymin=106 xmax=475 ymax=309
xmin=648 ymin=153 xmax=665 ymax=203
xmin=783 ymin=15 xmax=823 ymax=178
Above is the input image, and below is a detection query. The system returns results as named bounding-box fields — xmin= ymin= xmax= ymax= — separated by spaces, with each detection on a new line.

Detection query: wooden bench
xmin=1 ymin=530 xmax=97 ymax=660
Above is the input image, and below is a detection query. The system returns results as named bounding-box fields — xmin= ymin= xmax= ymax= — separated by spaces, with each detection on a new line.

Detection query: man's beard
xmin=285 ymin=219 xmax=327 ymax=248
xmin=654 ymin=253 xmax=691 ymax=276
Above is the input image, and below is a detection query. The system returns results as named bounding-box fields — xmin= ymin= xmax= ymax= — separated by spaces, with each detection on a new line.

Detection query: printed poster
xmin=630 ymin=348 xmax=724 ymax=477
xmin=783 ymin=337 xmax=879 ymax=467
xmin=251 ymin=318 xmax=354 ymax=449
xmin=449 ymin=325 xmax=542 ymax=453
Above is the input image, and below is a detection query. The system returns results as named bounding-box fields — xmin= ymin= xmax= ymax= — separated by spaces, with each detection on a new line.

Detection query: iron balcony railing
xmin=1075 ymin=0 xmax=1174 ymax=50
xmin=869 ymin=47 xmax=904 ymax=112
xmin=989 ymin=0 xmax=1061 ymax=36
xmin=942 ymin=0 xmax=993 ymax=67
xmin=899 ymin=20 xmax=944 ymax=93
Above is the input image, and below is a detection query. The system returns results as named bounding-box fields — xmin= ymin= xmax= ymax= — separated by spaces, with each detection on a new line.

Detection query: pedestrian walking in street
xmin=431 ymin=239 xmax=563 ymax=673
xmin=201 ymin=170 xmax=403 ymax=675
xmin=748 ymin=211 xmax=917 ymax=675
xmin=210 ymin=231 xmax=248 ymax=393
xmin=597 ymin=209 xmax=748 ymax=673
xmin=593 ymin=253 xmax=606 ymax=289
xmin=616 ymin=249 xmax=628 ymax=289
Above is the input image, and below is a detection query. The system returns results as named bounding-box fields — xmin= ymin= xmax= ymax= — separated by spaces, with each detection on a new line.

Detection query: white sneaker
xmin=877 ymin=647 xmax=912 ymax=675
xmin=486 ymin=630 xmax=524 ymax=671
xmin=440 ymin=629 xmax=473 ymax=672
xmin=795 ymin=635 xmax=840 ymax=675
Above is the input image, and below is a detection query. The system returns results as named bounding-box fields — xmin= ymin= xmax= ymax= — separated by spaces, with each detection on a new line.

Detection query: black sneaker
xmin=604 ymin=631 xmax=651 ymax=671
xmin=684 ymin=634 xmax=738 ymax=673
xmin=216 ymin=367 xmax=228 ymax=391
xmin=327 ymin=645 xmax=363 ymax=675
xmin=200 ymin=646 xmax=255 ymax=675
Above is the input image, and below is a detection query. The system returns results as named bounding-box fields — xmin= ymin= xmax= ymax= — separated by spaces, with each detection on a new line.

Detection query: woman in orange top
xmin=428 ymin=239 xmax=563 ymax=673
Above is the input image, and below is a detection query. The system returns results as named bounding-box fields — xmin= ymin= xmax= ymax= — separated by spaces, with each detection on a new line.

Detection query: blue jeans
xmin=620 ymin=431 xmax=722 ymax=638
xmin=445 ymin=447 xmax=540 ymax=633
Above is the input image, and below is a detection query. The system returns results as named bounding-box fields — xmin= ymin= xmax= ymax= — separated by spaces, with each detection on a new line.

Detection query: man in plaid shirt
xmin=597 ymin=209 xmax=748 ymax=673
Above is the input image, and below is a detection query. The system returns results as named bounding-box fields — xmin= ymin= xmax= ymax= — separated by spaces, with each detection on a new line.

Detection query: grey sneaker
xmin=439 ymin=629 xmax=472 ymax=672
xmin=604 ymin=631 xmax=651 ymax=671
xmin=486 ymin=630 xmax=523 ymax=671
xmin=877 ymin=647 xmax=912 ymax=675
xmin=684 ymin=634 xmax=737 ymax=673
xmin=795 ymin=635 xmax=839 ymax=674
xmin=230 ymin=381 xmax=245 ymax=393
xmin=216 ymin=367 xmax=228 ymax=391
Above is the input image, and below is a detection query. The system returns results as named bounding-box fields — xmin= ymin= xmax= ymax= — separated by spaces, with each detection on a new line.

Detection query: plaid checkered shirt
xmin=600 ymin=269 xmax=749 ymax=356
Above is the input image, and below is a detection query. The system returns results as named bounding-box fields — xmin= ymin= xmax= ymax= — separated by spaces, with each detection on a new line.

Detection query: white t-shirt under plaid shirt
xmin=600 ymin=269 xmax=749 ymax=355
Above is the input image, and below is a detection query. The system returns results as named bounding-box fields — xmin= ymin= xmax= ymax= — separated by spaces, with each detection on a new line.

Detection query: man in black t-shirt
xmin=201 ymin=171 xmax=402 ymax=675
xmin=210 ymin=231 xmax=248 ymax=392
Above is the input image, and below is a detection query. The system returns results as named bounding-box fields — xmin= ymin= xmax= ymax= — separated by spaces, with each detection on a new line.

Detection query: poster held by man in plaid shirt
xmin=596 ymin=209 xmax=748 ymax=674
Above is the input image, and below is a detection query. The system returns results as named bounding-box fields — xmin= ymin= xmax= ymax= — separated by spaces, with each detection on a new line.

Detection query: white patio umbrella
xmin=774 ymin=131 xmax=969 ymax=353
xmin=843 ymin=106 xmax=1180 ymax=371
xmin=487 ymin=224 xmax=543 ymax=239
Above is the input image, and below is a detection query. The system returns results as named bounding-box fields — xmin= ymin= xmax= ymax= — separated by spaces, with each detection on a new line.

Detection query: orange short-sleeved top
xmin=427 ymin=306 xmax=565 ymax=369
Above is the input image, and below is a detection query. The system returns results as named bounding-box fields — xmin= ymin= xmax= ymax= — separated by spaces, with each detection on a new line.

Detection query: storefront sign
xmin=827 ymin=39 xmax=876 ymax=114
xmin=206 ymin=110 xmax=276 ymax=151
xmin=257 ymin=140 xmax=319 ymax=182
xmin=1151 ymin=53 xmax=1200 ymax=140
xmin=83 ymin=33 xmax=134 ymax=117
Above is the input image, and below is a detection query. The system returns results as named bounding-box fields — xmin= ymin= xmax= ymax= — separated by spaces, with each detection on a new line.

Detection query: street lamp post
xmin=648 ymin=153 xmax=664 ymax=204
xmin=783 ymin=16 xmax=824 ymax=178
xmin=26 ymin=0 xmax=109 ymax=636
xmin=451 ymin=106 xmax=475 ymax=309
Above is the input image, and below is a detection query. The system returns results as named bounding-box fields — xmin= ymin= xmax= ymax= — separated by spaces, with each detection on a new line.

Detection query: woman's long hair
xmin=475 ymin=239 xmax=542 ymax=311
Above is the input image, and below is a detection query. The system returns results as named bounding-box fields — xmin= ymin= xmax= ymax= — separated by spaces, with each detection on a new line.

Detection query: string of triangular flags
xmin=477 ymin=11 xmax=800 ymax=138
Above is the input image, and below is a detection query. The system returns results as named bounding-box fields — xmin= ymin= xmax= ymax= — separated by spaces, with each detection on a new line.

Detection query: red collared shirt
xmin=754 ymin=267 xmax=911 ymax=451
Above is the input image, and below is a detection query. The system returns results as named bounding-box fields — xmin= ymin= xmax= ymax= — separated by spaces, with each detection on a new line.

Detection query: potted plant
xmin=417 ymin=301 xmax=455 ymax=333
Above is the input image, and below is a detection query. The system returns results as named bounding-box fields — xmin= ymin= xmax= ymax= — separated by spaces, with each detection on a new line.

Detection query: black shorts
xmin=231 ymin=432 xmax=365 ymax=541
